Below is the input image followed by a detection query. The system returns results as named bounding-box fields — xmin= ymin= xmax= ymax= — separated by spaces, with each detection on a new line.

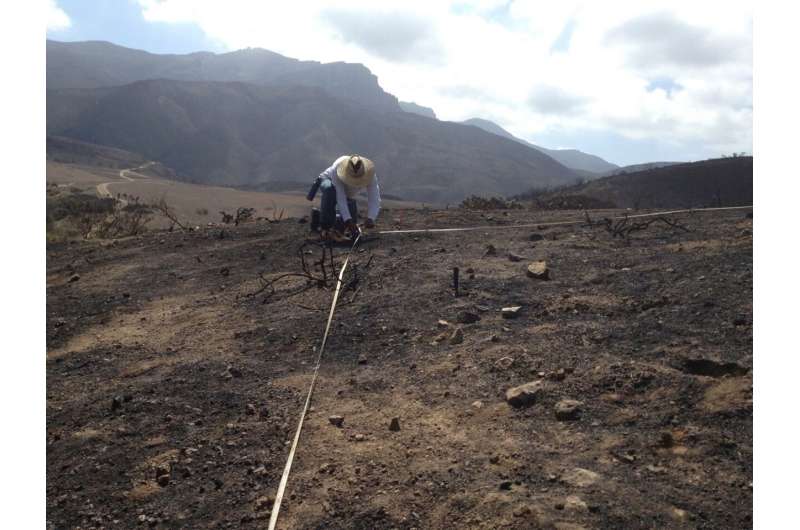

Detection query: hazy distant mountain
xmin=47 ymin=40 xmax=400 ymax=112
xmin=461 ymin=118 xmax=618 ymax=174
xmin=399 ymin=101 xmax=437 ymax=119
xmin=600 ymin=161 xmax=683 ymax=176
xmin=47 ymin=78 xmax=578 ymax=202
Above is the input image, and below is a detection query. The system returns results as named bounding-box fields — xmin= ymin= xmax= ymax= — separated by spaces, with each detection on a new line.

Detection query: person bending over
xmin=307 ymin=154 xmax=381 ymax=240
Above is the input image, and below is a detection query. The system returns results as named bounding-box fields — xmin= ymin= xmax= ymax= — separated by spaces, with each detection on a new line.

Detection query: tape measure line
xmin=267 ymin=233 xmax=361 ymax=530
xmin=377 ymin=205 xmax=753 ymax=235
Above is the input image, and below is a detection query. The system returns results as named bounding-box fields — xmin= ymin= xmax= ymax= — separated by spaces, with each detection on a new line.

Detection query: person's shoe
xmin=321 ymin=229 xmax=348 ymax=243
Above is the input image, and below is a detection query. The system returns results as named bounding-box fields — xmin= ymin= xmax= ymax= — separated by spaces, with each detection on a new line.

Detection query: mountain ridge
xmin=461 ymin=118 xmax=619 ymax=174
xmin=47 ymin=39 xmax=401 ymax=112
xmin=47 ymin=78 xmax=579 ymax=202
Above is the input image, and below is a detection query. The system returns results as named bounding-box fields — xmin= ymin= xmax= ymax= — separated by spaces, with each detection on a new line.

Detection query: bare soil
xmin=46 ymin=207 xmax=753 ymax=529
xmin=46 ymin=161 xmax=422 ymax=230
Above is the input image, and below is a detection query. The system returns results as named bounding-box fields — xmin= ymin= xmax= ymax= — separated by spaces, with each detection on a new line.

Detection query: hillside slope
xmin=520 ymin=157 xmax=753 ymax=209
xmin=47 ymin=79 xmax=578 ymax=202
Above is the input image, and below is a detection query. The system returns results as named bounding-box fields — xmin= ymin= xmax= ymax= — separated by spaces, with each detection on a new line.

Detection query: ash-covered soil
xmin=46 ymin=208 xmax=753 ymax=529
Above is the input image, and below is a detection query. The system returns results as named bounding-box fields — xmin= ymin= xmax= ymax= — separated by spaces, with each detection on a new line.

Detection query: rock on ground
xmin=527 ymin=261 xmax=549 ymax=280
xmin=561 ymin=468 xmax=600 ymax=487
xmin=554 ymin=399 xmax=582 ymax=421
xmin=505 ymin=380 xmax=545 ymax=407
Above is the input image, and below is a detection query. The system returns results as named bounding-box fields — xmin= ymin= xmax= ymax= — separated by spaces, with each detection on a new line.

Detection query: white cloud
xmin=46 ymin=0 xmax=71 ymax=31
xmin=135 ymin=0 xmax=752 ymax=163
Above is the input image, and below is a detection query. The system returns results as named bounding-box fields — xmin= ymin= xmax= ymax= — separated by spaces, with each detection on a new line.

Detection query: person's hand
xmin=345 ymin=219 xmax=359 ymax=235
xmin=364 ymin=218 xmax=375 ymax=229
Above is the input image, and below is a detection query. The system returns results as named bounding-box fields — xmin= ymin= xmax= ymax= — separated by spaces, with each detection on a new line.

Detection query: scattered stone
xmin=225 ymin=365 xmax=242 ymax=378
xmin=357 ymin=355 xmax=368 ymax=365
xmin=508 ymin=252 xmax=523 ymax=262
xmin=68 ymin=274 xmax=80 ymax=283
xmin=389 ymin=417 xmax=401 ymax=431
xmin=449 ymin=327 xmax=464 ymax=345
xmin=512 ymin=505 xmax=532 ymax=517
xmin=154 ymin=464 xmax=170 ymax=478
xmin=354 ymin=433 xmax=366 ymax=442
xmin=505 ymin=381 xmax=545 ymax=407
xmin=501 ymin=306 xmax=522 ymax=319
xmin=471 ymin=400 xmax=483 ymax=409
xmin=245 ymin=404 xmax=256 ymax=416
xmin=554 ymin=399 xmax=582 ymax=421
xmin=220 ymin=267 xmax=230 ymax=276
xmin=658 ymin=431 xmax=674 ymax=448
xmin=111 ymin=396 xmax=123 ymax=412
xmin=254 ymin=496 xmax=273 ymax=511
xmin=437 ymin=319 xmax=450 ymax=328
xmin=328 ymin=415 xmax=344 ymax=428
xmin=499 ymin=480 xmax=513 ymax=490
xmin=529 ymin=233 xmax=544 ymax=242
xmin=466 ymin=267 xmax=475 ymax=274
xmin=561 ymin=468 xmax=600 ymax=488
xmin=564 ymin=495 xmax=588 ymax=511
xmin=488 ymin=334 xmax=501 ymax=343
xmin=551 ymin=368 xmax=567 ymax=381
xmin=494 ymin=356 xmax=515 ymax=370
xmin=156 ymin=474 xmax=170 ymax=487
xmin=526 ymin=261 xmax=549 ymax=280
xmin=456 ymin=311 xmax=480 ymax=324
xmin=484 ymin=244 xmax=497 ymax=256
xmin=669 ymin=507 xmax=689 ymax=522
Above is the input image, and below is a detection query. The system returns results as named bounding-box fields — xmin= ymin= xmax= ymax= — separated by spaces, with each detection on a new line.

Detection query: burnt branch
xmin=599 ymin=214 xmax=690 ymax=240
xmin=152 ymin=195 xmax=188 ymax=231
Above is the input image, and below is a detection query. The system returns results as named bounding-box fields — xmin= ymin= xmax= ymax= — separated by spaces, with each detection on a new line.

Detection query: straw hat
xmin=336 ymin=155 xmax=375 ymax=188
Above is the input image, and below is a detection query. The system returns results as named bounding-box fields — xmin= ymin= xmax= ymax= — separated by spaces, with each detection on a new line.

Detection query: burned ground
xmin=46 ymin=207 xmax=752 ymax=529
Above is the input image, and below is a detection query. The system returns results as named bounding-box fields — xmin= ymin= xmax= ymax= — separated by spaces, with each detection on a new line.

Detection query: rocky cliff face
xmin=47 ymin=40 xmax=400 ymax=112
xmin=399 ymin=101 xmax=437 ymax=119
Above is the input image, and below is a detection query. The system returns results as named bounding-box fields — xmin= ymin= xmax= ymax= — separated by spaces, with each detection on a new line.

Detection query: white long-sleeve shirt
xmin=318 ymin=156 xmax=381 ymax=222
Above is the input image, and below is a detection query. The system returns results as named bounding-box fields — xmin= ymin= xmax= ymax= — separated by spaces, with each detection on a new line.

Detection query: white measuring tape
xmin=268 ymin=233 xmax=361 ymax=530
xmin=376 ymin=205 xmax=753 ymax=235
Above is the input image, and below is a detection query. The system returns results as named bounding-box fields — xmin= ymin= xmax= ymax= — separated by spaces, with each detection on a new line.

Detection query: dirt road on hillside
xmin=96 ymin=162 xmax=155 ymax=204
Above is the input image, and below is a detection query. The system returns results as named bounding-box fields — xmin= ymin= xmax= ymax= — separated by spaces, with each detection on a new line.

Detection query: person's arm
xmin=333 ymin=173 xmax=353 ymax=222
xmin=319 ymin=162 xmax=338 ymax=181
xmin=367 ymin=175 xmax=381 ymax=222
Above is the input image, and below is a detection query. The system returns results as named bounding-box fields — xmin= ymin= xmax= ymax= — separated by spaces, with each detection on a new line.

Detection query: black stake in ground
xmin=453 ymin=267 xmax=460 ymax=297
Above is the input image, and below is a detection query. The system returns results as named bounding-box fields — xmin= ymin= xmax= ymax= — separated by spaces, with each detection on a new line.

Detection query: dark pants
xmin=319 ymin=178 xmax=358 ymax=230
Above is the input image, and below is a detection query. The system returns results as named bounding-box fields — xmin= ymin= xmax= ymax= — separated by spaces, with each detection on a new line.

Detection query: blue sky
xmin=47 ymin=1 xmax=753 ymax=167
xmin=47 ymin=0 xmax=223 ymax=54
